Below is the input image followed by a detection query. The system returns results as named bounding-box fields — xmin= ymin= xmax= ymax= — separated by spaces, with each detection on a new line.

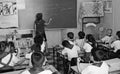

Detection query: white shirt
xmin=81 ymin=62 xmax=109 ymax=74
xmin=41 ymin=41 xmax=45 ymax=52
xmin=83 ymin=43 xmax=93 ymax=53
xmin=20 ymin=69 xmax=53 ymax=74
xmin=0 ymin=53 xmax=19 ymax=67
xmin=111 ymin=40 xmax=120 ymax=52
xmin=62 ymin=45 xmax=80 ymax=61
xmin=75 ymin=39 xmax=85 ymax=48
xmin=68 ymin=40 xmax=75 ymax=45
xmin=101 ymin=36 xmax=113 ymax=43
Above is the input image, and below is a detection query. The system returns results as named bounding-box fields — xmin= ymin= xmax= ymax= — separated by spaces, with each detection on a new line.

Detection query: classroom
xmin=0 ymin=0 xmax=120 ymax=74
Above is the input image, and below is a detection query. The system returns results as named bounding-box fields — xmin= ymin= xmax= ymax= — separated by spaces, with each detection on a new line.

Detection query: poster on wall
xmin=96 ymin=0 xmax=112 ymax=13
xmin=81 ymin=1 xmax=104 ymax=17
xmin=103 ymin=0 xmax=112 ymax=13
xmin=0 ymin=0 xmax=18 ymax=28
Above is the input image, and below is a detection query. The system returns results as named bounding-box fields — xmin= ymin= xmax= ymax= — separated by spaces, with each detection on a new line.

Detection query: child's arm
xmin=45 ymin=18 xmax=52 ymax=25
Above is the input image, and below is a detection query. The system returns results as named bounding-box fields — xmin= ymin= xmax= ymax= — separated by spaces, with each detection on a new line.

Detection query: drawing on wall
xmin=95 ymin=0 xmax=112 ymax=13
xmin=81 ymin=1 xmax=104 ymax=17
xmin=103 ymin=0 xmax=112 ymax=13
xmin=0 ymin=0 xmax=18 ymax=28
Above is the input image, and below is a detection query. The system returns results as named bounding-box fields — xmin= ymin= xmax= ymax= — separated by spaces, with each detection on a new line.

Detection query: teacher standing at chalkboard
xmin=34 ymin=13 xmax=52 ymax=42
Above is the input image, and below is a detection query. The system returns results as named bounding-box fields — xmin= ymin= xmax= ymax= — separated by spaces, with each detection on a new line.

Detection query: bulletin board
xmin=19 ymin=0 xmax=77 ymax=29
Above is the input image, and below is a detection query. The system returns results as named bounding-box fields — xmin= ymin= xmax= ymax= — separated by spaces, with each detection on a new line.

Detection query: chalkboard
xmin=19 ymin=0 xmax=77 ymax=29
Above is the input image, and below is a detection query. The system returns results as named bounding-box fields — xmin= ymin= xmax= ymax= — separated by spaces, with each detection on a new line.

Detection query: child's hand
xmin=49 ymin=18 xmax=52 ymax=22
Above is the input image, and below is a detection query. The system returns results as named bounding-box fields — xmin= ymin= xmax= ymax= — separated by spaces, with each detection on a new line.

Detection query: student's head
xmin=67 ymin=32 xmax=74 ymax=39
xmin=91 ymin=47 xmax=106 ymax=61
xmin=78 ymin=31 xmax=85 ymax=39
xmin=0 ymin=41 xmax=8 ymax=53
xmin=8 ymin=41 xmax=15 ymax=53
xmin=106 ymin=28 xmax=112 ymax=36
xmin=86 ymin=34 xmax=95 ymax=43
xmin=116 ymin=31 xmax=120 ymax=39
xmin=62 ymin=40 xmax=71 ymax=48
xmin=86 ymin=34 xmax=96 ymax=47
xmin=31 ymin=52 xmax=45 ymax=67
xmin=36 ymin=13 xmax=43 ymax=20
xmin=34 ymin=35 xmax=43 ymax=45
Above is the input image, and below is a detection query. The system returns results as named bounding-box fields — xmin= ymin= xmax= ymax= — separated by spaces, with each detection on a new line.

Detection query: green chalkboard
xmin=19 ymin=0 xmax=77 ymax=29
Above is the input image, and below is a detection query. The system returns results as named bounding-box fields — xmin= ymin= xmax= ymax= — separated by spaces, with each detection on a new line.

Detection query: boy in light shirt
xmin=62 ymin=40 xmax=80 ymax=62
xmin=111 ymin=31 xmax=120 ymax=58
xmin=101 ymin=29 xmax=114 ymax=44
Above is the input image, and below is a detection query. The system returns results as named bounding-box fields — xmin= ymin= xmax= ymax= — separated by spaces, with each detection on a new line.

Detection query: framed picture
xmin=81 ymin=1 xmax=104 ymax=17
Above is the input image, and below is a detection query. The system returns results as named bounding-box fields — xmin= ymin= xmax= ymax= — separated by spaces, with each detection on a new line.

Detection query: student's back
xmin=20 ymin=52 xmax=53 ymax=74
xmin=75 ymin=31 xmax=85 ymax=48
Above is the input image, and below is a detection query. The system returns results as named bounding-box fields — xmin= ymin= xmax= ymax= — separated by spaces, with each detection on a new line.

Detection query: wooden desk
xmin=1 ymin=70 xmax=23 ymax=74
xmin=71 ymin=58 xmax=120 ymax=74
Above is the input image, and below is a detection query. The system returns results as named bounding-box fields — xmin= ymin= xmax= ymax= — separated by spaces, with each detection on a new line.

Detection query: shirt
xmin=83 ymin=43 xmax=93 ymax=53
xmin=75 ymin=39 xmax=85 ymax=48
xmin=101 ymin=36 xmax=113 ymax=43
xmin=81 ymin=62 xmax=109 ymax=74
xmin=111 ymin=40 xmax=120 ymax=52
xmin=62 ymin=45 xmax=80 ymax=61
xmin=20 ymin=69 xmax=52 ymax=74
xmin=0 ymin=53 xmax=19 ymax=67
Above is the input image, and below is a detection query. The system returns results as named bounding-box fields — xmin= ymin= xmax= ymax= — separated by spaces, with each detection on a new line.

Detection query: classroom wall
xmin=0 ymin=0 xmax=118 ymax=48
xmin=112 ymin=0 xmax=120 ymax=35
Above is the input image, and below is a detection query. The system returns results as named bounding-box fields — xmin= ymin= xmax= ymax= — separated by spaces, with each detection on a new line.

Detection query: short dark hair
xmin=36 ymin=13 xmax=42 ymax=20
xmin=78 ymin=31 xmax=85 ymax=39
xmin=0 ymin=41 xmax=7 ymax=52
xmin=67 ymin=32 xmax=74 ymax=39
xmin=86 ymin=34 xmax=96 ymax=43
xmin=116 ymin=31 xmax=120 ymax=39
xmin=31 ymin=52 xmax=45 ymax=67
xmin=62 ymin=40 xmax=70 ymax=47
xmin=8 ymin=41 xmax=15 ymax=48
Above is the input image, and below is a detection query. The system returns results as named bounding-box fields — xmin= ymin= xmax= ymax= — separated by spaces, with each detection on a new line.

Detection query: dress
xmin=35 ymin=19 xmax=47 ymax=41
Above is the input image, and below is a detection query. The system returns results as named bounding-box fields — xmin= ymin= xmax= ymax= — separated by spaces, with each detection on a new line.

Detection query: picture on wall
xmin=81 ymin=1 xmax=104 ymax=17
xmin=103 ymin=0 xmax=112 ymax=13
xmin=96 ymin=0 xmax=112 ymax=13
xmin=0 ymin=0 xmax=18 ymax=28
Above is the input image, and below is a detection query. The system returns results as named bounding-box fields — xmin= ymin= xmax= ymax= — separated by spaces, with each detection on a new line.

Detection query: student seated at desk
xmin=101 ymin=28 xmax=114 ymax=45
xmin=82 ymin=34 xmax=95 ymax=63
xmin=67 ymin=32 xmax=75 ymax=45
xmin=31 ymin=35 xmax=45 ymax=52
xmin=81 ymin=47 xmax=109 ymax=74
xmin=20 ymin=52 xmax=53 ymax=74
xmin=0 ymin=41 xmax=25 ymax=69
xmin=75 ymin=31 xmax=85 ymax=49
xmin=25 ymin=35 xmax=47 ymax=67
xmin=111 ymin=31 xmax=120 ymax=58
xmin=61 ymin=40 xmax=80 ymax=66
